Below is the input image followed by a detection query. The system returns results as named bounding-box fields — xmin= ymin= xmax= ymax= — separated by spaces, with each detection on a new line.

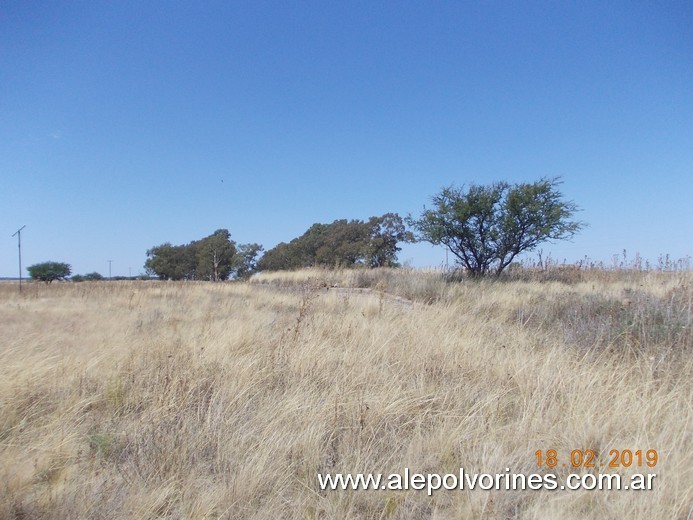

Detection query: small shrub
xmin=88 ymin=433 xmax=114 ymax=458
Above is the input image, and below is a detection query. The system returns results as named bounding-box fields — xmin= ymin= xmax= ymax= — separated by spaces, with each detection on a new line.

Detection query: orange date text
xmin=535 ymin=449 xmax=658 ymax=469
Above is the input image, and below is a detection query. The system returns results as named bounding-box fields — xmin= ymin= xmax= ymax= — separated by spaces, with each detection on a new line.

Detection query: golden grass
xmin=0 ymin=272 xmax=691 ymax=519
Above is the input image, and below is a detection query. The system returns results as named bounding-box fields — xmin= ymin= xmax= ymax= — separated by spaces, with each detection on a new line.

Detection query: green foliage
xmin=257 ymin=213 xmax=413 ymax=271
xmin=234 ymin=243 xmax=264 ymax=279
xmin=367 ymin=213 xmax=415 ymax=267
xmin=72 ymin=272 xmax=105 ymax=282
xmin=88 ymin=433 xmax=114 ymax=458
xmin=196 ymin=229 xmax=237 ymax=281
xmin=27 ymin=261 xmax=72 ymax=283
xmin=144 ymin=242 xmax=194 ymax=280
xmin=256 ymin=242 xmax=297 ymax=271
xmin=145 ymin=229 xmax=251 ymax=281
xmin=408 ymin=178 xmax=584 ymax=276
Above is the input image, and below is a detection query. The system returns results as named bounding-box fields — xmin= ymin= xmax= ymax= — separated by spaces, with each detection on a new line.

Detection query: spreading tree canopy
xmin=27 ymin=261 xmax=72 ymax=283
xmin=408 ymin=178 xmax=584 ymax=276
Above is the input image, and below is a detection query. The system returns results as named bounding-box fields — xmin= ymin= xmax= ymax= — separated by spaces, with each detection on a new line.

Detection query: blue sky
xmin=1 ymin=1 xmax=691 ymax=276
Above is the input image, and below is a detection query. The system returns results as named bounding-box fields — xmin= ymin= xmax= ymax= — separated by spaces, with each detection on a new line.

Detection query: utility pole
xmin=108 ymin=260 xmax=112 ymax=280
xmin=11 ymin=225 xmax=26 ymax=293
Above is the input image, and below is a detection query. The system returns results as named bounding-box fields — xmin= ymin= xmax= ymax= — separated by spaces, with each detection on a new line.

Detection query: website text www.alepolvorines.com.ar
xmin=317 ymin=468 xmax=657 ymax=496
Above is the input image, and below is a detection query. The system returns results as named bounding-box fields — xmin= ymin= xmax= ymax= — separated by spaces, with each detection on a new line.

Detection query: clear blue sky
xmin=1 ymin=1 xmax=691 ymax=276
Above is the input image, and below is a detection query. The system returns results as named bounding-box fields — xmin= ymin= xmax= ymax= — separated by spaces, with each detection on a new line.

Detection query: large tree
xmin=408 ymin=178 xmax=584 ymax=276
xmin=196 ymin=229 xmax=237 ymax=281
xmin=27 ymin=261 xmax=72 ymax=283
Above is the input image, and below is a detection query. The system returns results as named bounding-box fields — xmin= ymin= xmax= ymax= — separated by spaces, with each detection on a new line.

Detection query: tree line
xmin=26 ymin=178 xmax=584 ymax=282
xmin=144 ymin=229 xmax=262 ymax=281
xmin=257 ymin=213 xmax=414 ymax=271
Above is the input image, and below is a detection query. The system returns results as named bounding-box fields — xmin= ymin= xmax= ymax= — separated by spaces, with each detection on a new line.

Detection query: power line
xmin=11 ymin=225 xmax=26 ymax=293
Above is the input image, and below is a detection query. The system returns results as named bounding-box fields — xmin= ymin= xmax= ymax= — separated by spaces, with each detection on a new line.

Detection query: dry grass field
xmin=0 ymin=268 xmax=691 ymax=519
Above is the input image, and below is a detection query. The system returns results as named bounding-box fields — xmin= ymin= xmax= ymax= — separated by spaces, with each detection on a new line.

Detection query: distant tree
xmin=145 ymin=243 xmax=191 ymax=280
xmin=366 ymin=213 xmax=415 ymax=267
xmin=27 ymin=261 xmax=72 ymax=283
xmin=71 ymin=272 xmax=105 ymax=282
xmin=196 ymin=229 xmax=237 ymax=281
xmin=313 ymin=219 xmax=369 ymax=267
xmin=257 ymin=213 xmax=412 ymax=271
xmin=234 ymin=243 xmax=264 ymax=279
xmin=408 ymin=178 xmax=584 ymax=277
xmin=256 ymin=242 xmax=297 ymax=271
xmin=145 ymin=230 xmax=241 ymax=281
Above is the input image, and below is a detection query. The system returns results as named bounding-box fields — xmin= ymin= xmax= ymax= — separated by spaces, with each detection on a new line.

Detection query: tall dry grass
xmin=0 ymin=272 xmax=690 ymax=519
